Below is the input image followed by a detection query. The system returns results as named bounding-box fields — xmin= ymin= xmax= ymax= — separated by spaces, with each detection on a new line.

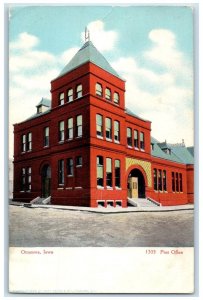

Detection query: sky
xmin=9 ymin=5 xmax=194 ymax=158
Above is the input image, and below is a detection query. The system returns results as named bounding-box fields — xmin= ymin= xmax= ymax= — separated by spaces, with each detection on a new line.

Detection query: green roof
xmin=57 ymin=41 xmax=120 ymax=79
xmin=125 ymin=108 xmax=150 ymax=122
xmin=151 ymin=137 xmax=194 ymax=165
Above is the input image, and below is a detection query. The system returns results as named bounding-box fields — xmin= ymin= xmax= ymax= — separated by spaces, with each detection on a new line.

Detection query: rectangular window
xmin=172 ymin=172 xmax=175 ymax=192
xmin=44 ymin=127 xmax=49 ymax=147
xmin=106 ymin=158 xmax=112 ymax=187
xmin=97 ymin=156 xmax=103 ymax=186
xmin=27 ymin=132 xmax=32 ymax=151
xmin=176 ymin=172 xmax=179 ymax=192
xmin=27 ymin=167 xmax=32 ymax=191
xmin=76 ymin=84 xmax=82 ymax=98
xmin=153 ymin=168 xmax=158 ymax=191
xmin=105 ymin=118 xmax=112 ymax=140
xmin=96 ymin=114 xmax=103 ymax=137
xmin=115 ymin=159 xmax=120 ymax=188
xmin=127 ymin=127 xmax=132 ymax=147
xmin=134 ymin=130 xmax=139 ymax=148
xmin=179 ymin=173 xmax=183 ymax=192
xmin=105 ymin=88 xmax=111 ymax=100
xmin=163 ymin=170 xmax=167 ymax=191
xmin=114 ymin=121 xmax=120 ymax=142
xmin=59 ymin=92 xmax=64 ymax=105
xmin=67 ymin=158 xmax=74 ymax=176
xmin=67 ymin=118 xmax=73 ymax=139
xmin=58 ymin=160 xmax=64 ymax=185
xmin=76 ymin=156 xmax=82 ymax=167
xmin=22 ymin=134 xmax=26 ymax=152
xmin=76 ymin=115 xmax=82 ymax=137
xmin=96 ymin=83 xmax=102 ymax=97
xmin=21 ymin=167 xmax=26 ymax=191
xmin=114 ymin=92 xmax=119 ymax=104
xmin=140 ymin=132 xmax=145 ymax=150
xmin=59 ymin=121 xmax=65 ymax=142
xmin=158 ymin=169 xmax=162 ymax=191
xmin=67 ymin=88 xmax=73 ymax=102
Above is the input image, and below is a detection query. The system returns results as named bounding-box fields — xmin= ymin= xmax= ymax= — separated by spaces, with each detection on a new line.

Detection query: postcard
xmin=8 ymin=5 xmax=194 ymax=294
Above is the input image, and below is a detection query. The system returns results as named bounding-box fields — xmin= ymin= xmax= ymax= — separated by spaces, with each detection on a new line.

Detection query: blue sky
xmin=9 ymin=5 xmax=194 ymax=157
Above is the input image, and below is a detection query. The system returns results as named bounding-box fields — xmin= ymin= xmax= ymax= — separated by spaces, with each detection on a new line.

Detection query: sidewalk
xmin=9 ymin=201 xmax=194 ymax=214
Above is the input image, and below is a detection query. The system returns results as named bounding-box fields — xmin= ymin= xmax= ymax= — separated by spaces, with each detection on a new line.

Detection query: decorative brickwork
xmin=126 ymin=157 xmax=152 ymax=187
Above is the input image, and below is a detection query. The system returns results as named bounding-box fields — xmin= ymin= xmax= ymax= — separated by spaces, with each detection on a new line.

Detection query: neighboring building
xmin=13 ymin=40 xmax=194 ymax=207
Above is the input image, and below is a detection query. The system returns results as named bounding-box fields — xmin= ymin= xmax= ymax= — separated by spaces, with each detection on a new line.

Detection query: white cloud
xmin=81 ymin=20 xmax=118 ymax=52
xmin=10 ymin=32 xmax=39 ymax=50
xmin=112 ymin=29 xmax=193 ymax=146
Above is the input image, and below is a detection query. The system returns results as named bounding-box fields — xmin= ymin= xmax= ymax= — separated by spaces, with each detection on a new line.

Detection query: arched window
xmin=67 ymin=88 xmax=73 ymax=102
xmin=105 ymin=88 xmax=111 ymax=100
xmin=96 ymin=83 xmax=102 ymax=97
xmin=97 ymin=156 xmax=103 ymax=187
xmin=76 ymin=84 xmax=82 ymax=98
xmin=114 ymin=92 xmax=119 ymax=104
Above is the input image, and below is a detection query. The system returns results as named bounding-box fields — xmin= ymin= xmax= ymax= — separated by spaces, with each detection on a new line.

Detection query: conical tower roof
xmin=57 ymin=41 xmax=120 ymax=79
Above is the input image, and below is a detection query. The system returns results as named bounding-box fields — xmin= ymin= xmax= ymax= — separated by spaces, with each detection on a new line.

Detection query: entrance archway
xmin=128 ymin=168 xmax=145 ymax=198
xmin=41 ymin=164 xmax=51 ymax=198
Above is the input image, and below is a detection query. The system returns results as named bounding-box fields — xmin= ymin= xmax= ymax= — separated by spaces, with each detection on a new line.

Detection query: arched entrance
xmin=128 ymin=168 xmax=145 ymax=198
xmin=41 ymin=164 xmax=51 ymax=198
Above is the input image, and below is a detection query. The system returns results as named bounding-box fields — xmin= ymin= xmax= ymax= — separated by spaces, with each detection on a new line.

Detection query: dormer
xmin=158 ymin=141 xmax=172 ymax=155
xmin=36 ymin=98 xmax=51 ymax=114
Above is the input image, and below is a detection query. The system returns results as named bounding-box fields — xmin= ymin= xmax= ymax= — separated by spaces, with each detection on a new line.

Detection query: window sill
xmin=106 ymin=138 xmax=112 ymax=142
xmin=134 ymin=147 xmax=139 ymax=150
xmin=127 ymin=145 xmax=133 ymax=149
xmin=57 ymin=187 xmax=64 ymax=190
xmin=67 ymin=138 xmax=73 ymax=141
xmin=107 ymin=186 xmax=113 ymax=190
xmin=75 ymin=187 xmax=83 ymax=189
xmin=114 ymin=140 xmax=120 ymax=144
xmin=43 ymin=145 xmax=49 ymax=148
xmin=115 ymin=187 xmax=121 ymax=190
xmin=97 ymin=135 xmax=103 ymax=139
xmin=20 ymin=191 xmax=25 ymax=193
xmin=97 ymin=186 xmax=104 ymax=189
xmin=58 ymin=141 xmax=64 ymax=144
xmin=76 ymin=165 xmax=82 ymax=168
xmin=65 ymin=187 xmax=72 ymax=190
xmin=140 ymin=149 xmax=145 ymax=152
xmin=75 ymin=136 xmax=82 ymax=139
xmin=67 ymin=175 xmax=74 ymax=177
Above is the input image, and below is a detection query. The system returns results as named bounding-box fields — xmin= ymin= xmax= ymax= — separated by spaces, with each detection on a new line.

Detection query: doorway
xmin=41 ymin=164 xmax=51 ymax=198
xmin=128 ymin=168 xmax=145 ymax=198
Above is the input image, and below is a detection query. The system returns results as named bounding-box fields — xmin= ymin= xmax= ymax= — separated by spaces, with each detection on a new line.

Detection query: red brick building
xmin=13 ymin=40 xmax=194 ymax=207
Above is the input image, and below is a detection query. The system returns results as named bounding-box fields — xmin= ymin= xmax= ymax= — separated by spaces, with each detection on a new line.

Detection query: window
xmin=44 ymin=127 xmax=49 ymax=147
xmin=67 ymin=118 xmax=73 ymax=139
xmin=154 ymin=169 xmax=158 ymax=191
xmin=27 ymin=167 xmax=31 ymax=191
xmin=115 ymin=159 xmax=120 ymax=188
xmin=163 ymin=170 xmax=167 ymax=191
xmin=67 ymin=158 xmax=74 ymax=176
xmin=22 ymin=134 xmax=26 ymax=152
xmin=21 ymin=168 xmax=26 ymax=191
xmin=76 ymin=115 xmax=82 ymax=137
xmin=151 ymin=143 xmax=154 ymax=151
xmin=172 ymin=172 xmax=175 ymax=192
xmin=59 ymin=92 xmax=64 ymax=105
xmin=76 ymin=156 xmax=82 ymax=167
xmin=58 ymin=160 xmax=64 ymax=185
xmin=97 ymin=156 xmax=103 ymax=186
xmin=106 ymin=158 xmax=112 ymax=187
xmin=105 ymin=88 xmax=111 ymax=100
xmin=105 ymin=118 xmax=112 ymax=140
xmin=140 ymin=132 xmax=145 ymax=150
xmin=96 ymin=83 xmax=102 ymax=97
xmin=176 ymin=172 xmax=179 ymax=192
xmin=180 ymin=173 xmax=183 ymax=192
xmin=114 ymin=92 xmax=119 ymax=104
xmin=114 ymin=121 xmax=120 ymax=142
xmin=134 ymin=130 xmax=139 ymax=148
xmin=127 ymin=127 xmax=132 ymax=146
xmin=96 ymin=114 xmax=103 ymax=137
xmin=67 ymin=88 xmax=73 ymax=102
xmin=27 ymin=132 xmax=32 ymax=151
xmin=158 ymin=169 xmax=162 ymax=191
xmin=59 ymin=121 xmax=65 ymax=142
xmin=76 ymin=84 xmax=82 ymax=98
